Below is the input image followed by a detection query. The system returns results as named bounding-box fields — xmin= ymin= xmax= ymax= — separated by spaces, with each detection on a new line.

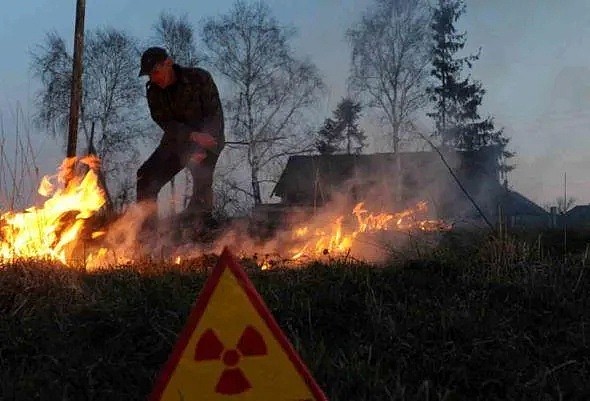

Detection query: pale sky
xmin=1 ymin=0 xmax=590 ymax=207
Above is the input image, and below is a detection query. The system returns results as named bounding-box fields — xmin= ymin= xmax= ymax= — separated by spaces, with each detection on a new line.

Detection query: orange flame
xmin=0 ymin=156 xmax=106 ymax=265
xmin=289 ymin=201 xmax=450 ymax=260
xmin=1 ymin=156 xmax=452 ymax=268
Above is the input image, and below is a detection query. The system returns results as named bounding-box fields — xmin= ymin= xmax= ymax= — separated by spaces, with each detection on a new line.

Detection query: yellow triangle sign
xmin=149 ymin=247 xmax=329 ymax=401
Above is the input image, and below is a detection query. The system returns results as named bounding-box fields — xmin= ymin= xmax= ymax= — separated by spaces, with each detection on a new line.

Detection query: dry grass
xmin=1 ymin=230 xmax=590 ymax=400
xmin=0 ymin=104 xmax=43 ymax=212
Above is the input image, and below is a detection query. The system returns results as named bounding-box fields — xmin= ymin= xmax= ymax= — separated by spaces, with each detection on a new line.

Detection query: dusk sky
xmin=1 ymin=0 xmax=590 ymax=207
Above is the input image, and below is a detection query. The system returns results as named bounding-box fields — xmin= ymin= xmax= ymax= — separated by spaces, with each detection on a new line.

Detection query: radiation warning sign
xmin=148 ymin=247 xmax=328 ymax=401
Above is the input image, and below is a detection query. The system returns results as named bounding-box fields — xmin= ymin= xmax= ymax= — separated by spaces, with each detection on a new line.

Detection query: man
xmin=137 ymin=47 xmax=224 ymax=235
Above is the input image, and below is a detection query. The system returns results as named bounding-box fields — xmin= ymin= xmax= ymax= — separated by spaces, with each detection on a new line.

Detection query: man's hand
xmin=190 ymin=132 xmax=218 ymax=150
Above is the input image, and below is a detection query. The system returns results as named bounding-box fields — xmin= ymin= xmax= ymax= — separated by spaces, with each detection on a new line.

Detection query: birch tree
xmin=31 ymin=28 xmax=146 ymax=210
xmin=152 ymin=11 xmax=200 ymax=67
xmin=347 ymin=0 xmax=431 ymax=152
xmin=201 ymin=0 xmax=324 ymax=205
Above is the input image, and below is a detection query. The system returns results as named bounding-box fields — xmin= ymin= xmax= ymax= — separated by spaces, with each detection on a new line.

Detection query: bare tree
xmin=543 ymin=196 xmax=576 ymax=216
xmin=556 ymin=196 xmax=576 ymax=215
xmin=153 ymin=11 xmax=200 ymax=67
xmin=31 ymin=32 xmax=72 ymax=137
xmin=347 ymin=0 xmax=431 ymax=152
xmin=201 ymin=0 xmax=324 ymax=205
xmin=31 ymin=28 xmax=147 ymax=211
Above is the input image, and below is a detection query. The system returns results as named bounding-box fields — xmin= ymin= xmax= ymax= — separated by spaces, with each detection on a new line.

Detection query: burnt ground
xmin=1 ymin=229 xmax=590 ymax=400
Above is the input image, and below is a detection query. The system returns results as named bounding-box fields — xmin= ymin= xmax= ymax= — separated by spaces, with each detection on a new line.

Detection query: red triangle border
xmin=148 ymin=246 xmax=328 ymax=401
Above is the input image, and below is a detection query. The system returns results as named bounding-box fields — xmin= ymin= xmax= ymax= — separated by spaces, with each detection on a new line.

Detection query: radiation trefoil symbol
xmin=194 ymin=325 xmax=268 ymax=395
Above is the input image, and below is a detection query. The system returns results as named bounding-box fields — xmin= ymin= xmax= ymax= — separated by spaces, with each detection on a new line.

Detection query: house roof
xmin=271 ymin=150 xmax=548 ymax=219
xmin=566 ymin=205 xmax=590 ymax=219
xmin=272 ymin=149 xmax=500 ymax=198
xmin=495 ymin=189 xmax=548 ymax=216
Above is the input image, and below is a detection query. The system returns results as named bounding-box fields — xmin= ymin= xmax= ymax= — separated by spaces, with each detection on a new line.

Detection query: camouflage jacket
xmin=146 ymin=64 xmax=224 ymax=154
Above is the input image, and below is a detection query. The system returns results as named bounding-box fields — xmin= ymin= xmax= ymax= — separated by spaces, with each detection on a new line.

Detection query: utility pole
xmin=564 ymin=172 xmax=567 ymax=262
xmin=66 ymin=0 xmax=86 ymax=159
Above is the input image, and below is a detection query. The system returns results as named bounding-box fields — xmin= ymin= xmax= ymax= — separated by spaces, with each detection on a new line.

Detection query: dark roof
xmin=272 ymin=149 xmax=500 ymax=198
xmin=496 ymin=189 xmax=548 ymax=216
xmin=273 ymin=153 xmax=424 ymax=197
xmin=566 ymin=205 xmax=590 ymax=219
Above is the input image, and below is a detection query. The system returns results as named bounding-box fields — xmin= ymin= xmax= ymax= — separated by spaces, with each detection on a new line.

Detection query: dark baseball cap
xmin=139 ymin=47 xmax=168 ymax=77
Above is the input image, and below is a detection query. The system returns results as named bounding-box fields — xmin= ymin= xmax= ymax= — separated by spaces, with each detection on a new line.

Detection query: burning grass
xmin=1 ymin=232 xmax=589 ymax=400
xmin=0 ymin=156 xmax=451 ymax=269
xmin=0 ymin=156 xmax=107 ymax=264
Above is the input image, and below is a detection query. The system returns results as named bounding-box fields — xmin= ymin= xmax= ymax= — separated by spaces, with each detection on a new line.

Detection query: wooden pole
xmin=564 ymin=172 xmax=567 ymax=261
xmin=66 ymin=0 xmax=86 ymax=159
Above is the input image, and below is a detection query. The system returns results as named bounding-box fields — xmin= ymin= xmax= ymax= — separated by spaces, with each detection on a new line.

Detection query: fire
xmin=0 ymin=156 xmax=106 ymax=265
xmin=289 ymin=201 xmax=450 ymax=260
xmin=0 ymin=156 xmax=452 ymax=269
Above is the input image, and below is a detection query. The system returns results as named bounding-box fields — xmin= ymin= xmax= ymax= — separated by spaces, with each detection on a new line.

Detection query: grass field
xmin=1 ymin=229 xmax=590 ymax=400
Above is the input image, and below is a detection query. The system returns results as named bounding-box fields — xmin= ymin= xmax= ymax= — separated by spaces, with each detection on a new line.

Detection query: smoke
xmin=87 ymin=148 xmax=483 ymax=268
xmin=87 ymin=201 xmax=258 ymax=266
xmin=88 ymin=182 xmax=445 ymax=268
